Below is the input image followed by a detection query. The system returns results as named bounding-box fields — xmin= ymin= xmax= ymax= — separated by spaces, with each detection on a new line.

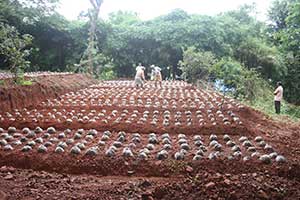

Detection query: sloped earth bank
xmin=0 ymin=73 xmax=97 ymax=112
xmin=0 ymin=80 xmax=299 ymax=199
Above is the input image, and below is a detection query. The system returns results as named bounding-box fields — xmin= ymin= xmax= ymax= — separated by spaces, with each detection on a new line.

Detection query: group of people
xmin=134 ymin=63 xmax=162 ymax=88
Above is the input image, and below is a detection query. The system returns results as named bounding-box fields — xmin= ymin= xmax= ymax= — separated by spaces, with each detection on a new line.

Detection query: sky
xmin=58 ymin=0 xmax=273 ymax=21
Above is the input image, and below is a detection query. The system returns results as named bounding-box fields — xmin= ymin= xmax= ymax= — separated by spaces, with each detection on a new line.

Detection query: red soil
xmin=0 ymin=74 xmax=97 ymax=112
xmin=0 ymin=77 xmax=299 ymax=200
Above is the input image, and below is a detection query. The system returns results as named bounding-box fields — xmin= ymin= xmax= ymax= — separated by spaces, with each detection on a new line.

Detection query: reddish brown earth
xmin=0 ymin=77 xmax=299 ymax=200
xmin=0 ymin=74 xmax=97 ymax=112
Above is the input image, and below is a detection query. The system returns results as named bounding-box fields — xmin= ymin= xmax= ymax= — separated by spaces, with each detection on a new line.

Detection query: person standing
xmin=150 ymin=65 xmax=162 ymax=87
xmin=274 ymin=82 xmax=283 ymax=114
xmin=134 ymin=65 xmax=146 ymax=88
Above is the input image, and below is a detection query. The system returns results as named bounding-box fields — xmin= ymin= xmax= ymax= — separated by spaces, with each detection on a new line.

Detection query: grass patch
xmin=243 ymin=95 xmax=300 ymax=122
xmin=19 ymin=80 xmax=33 ymax=86
xmin=0 ymin=80 xmax=4 ymax=85
xmin=15 ymin=75 xmax=33 ymax=86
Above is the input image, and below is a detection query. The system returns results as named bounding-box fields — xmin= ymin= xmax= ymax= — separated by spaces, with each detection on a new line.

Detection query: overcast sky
xmin=58 ymin=0 xmax=273 ymax=21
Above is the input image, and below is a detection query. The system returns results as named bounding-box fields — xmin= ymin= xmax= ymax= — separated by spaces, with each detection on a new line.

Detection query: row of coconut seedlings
xmin=40 ymin=92 xmax=240 ymax=112
xmin=0 ymin=126 xmax=100 ymax=155
xmin=94 ymin=80 xmax=190 ymax=88
xmin=223 ymin=135 xmax=286 ymax=163
xmin=0 ymin=127 xmax=286 ymax=163
xmin=0 ymin=106 xmax=242 ymax=127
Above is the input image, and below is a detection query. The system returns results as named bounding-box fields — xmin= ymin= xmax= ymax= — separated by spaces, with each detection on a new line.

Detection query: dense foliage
xmin=0 ymin=0 xmax=299 ymax=104
xmin=268 ymin=0 xmax=300 ymax=104
xmin=0 ymin=22 xmax=32 ymax=79
xmin=179 ymin=47 xmax=216 ymax=83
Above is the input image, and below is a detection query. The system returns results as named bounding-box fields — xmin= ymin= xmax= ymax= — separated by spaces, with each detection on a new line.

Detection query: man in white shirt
xmin=274 ymin=81 xmax=283 ymax=114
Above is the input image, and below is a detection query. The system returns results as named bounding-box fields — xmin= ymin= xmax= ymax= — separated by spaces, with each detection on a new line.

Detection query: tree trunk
xmin=88 ymin=18 xmax=96 ymax=74
xmin=87 ymin=0 xmax=103 ymax=75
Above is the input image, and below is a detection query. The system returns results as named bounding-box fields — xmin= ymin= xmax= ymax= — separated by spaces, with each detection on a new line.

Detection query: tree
xmin=0 ymin=22 xmax=33 ymax=80
xmin=179 ymin=47 xmax=217 ymax=83
xmin=79 ymin=0 xmax=104 ymax=75
xmin=0 ymin=0 xmax=59 ymax=26
xmin=235 ymin=37 xmax=286 ymax=80
xmin=268 ymin=0 xmax=300 ymax=104
xmin=268 ymin=0 xmax=290 ymax=31
xmin=0 ymin=0 xmax=77 ymax=72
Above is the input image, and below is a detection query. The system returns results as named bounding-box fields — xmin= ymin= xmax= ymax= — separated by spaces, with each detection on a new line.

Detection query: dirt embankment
xmin=0 ymin=74 xmax=97 ymax=112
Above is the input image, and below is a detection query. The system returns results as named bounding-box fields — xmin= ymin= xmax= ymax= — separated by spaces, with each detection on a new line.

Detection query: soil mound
xmin=0 ymin=74 xmax=97 ymax=112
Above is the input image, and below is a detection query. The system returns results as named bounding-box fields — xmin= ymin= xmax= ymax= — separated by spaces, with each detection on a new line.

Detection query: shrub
xmin=99 ymin=67 xmax=116 ymax=80
xmin=178 ymin=46 xmax=217 ymax=83
xmin=211 ymin=58 xmax=271 ymax=101
xmin=0 ymin=22 xmax=33 ymax=81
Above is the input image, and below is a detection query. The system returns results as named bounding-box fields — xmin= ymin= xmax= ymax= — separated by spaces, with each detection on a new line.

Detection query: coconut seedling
xmin=174 ymin=151 xmax=185 ymax=160
xmin=35 ymin=137 xmax=43 ymax=144
xmin=70 ymin=146 xmax=81 ymax=155
xmin=47 ymin=127 xmax=56 ymax=134
xmin=157 ymin=150 xmax=168 ymax=160
xmin=148 ymin=133 xmax=158 ymax=144
xmin=247 ymin=147 xmax=256 ymax=153
xmin=209 ymin=134 xmax=218 ymax=141
xmin=49 ymin=137 xmax=59 ymax=143
xmin=85 ymin=147 xmax=99 ymax=156
xmin=269 ymin=152 xmax=278 ymax=159
xmin=3 ymin=144 xmax=13 ymax=151
xmin=58 ymin=132 xmax=66 ymax=139
xmin=122 ymin=147 xmax=134 ymax=158
xmin=27 ymin=141 xmax=36 ymax=147
xmin=21 ymin=145 xmax=32 ymax=152
xmin=226 ymin=140 xmax=236 ymax=147
xmin=275 ymin=155 xmax=286 ymax=163
xmin=76 ymin=142 xmax=86 ymax=150
xmin=258 ymin=141 xmax=266 ymax=148
xmin=223 ymin=134 xmax=231 ymax=141
xmin=259 ymin=155 xmax=271 ymax=164
xmin=44 ymin=141 xmax=53 ymax=147
xmin=264 ymin=144 xmax=274 ymax=152
xmin=105 ymin=146 xmax=116 ymax=157
xmin=208 ymin=152 xmax=219 ymax=160
xmin=233 ymin=151 xmax=242 ymax=159
xmin=146 ymin=143 xmax=155 ymax=151
xmin=239 ymin=136 xmax=248 ymax=143
xmin=8 ymin=127 xmax=17 ymax=134
xmin=26 ymin=131 xmax=36 ymax=138
xmin=37 ymin=145 xmax=47 ymax=153
xmin=231 ymin=145 xmax=241 ymax=152
xmin=180 ymin=142 xmax=190 ymax=151
xmin=58 ymin=141 xmax=68 ymax=149
xmin=12 ymin=140 xmax=22 ymax=146
xmin=113 ymin=141 xmax=122 ymax=148
xmin=4 ymin=135 xmax=13 ymax=142
xmin=254 ymin=136 xmax=263 ymax=143
xmin=22 ymin=127 xmax=31 ymax=134
xmin=162 ymin=138 xmax=171 ymax=144
xmin=194 ymin=140 xmax=203 ymax=147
